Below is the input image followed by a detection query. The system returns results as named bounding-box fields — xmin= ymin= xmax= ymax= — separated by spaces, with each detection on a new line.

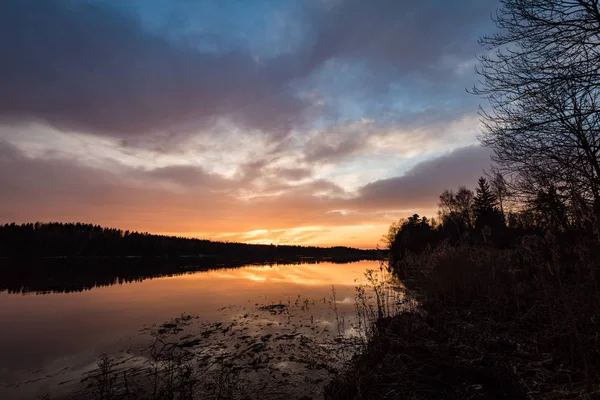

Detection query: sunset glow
xmin=0 ymin=0 xmax=499 ymax=248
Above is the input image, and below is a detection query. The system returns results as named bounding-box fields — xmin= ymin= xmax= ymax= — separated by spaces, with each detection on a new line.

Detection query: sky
xmin=0 ymin=0 xmax=500 ymax=249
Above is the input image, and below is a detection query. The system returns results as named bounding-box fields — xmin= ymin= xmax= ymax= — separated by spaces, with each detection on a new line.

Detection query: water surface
xmin=0 ymin=260 xmax=393 ymax=399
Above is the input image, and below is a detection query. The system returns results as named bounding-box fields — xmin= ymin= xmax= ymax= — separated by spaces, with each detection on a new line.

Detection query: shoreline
xmin=325 ymin=240 xmax=600 ymax=399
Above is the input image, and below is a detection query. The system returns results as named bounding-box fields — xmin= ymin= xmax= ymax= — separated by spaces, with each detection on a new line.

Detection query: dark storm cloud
xmin=0 ymin=0 xmax=305 ymax=139
xmin=0 ymin=0 xmax=498 ymax=144
xmin=308 ymin=0 xmax=499 ymax=84
xmin=354 ymin=145 xmax=493 ymax=209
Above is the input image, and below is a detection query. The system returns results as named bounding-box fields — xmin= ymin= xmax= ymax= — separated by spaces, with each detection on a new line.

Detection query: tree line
xmin=387 ymin=173 xmax=598 ymax=264
xmin=0 ymin=222 xmax=375 ymax=261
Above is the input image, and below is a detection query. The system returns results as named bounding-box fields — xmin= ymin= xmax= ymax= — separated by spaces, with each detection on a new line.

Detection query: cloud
xmin=276 ymin=167 xmax=313 ymax=181
xmin=354 ymin=145 xmax=493 ymax=210
xmin=0 ymin=0 xmax=498 ymax=147
xmin=140 ymin=165 xmax=236 ymax=192
xmin=0 ymin=141 xmax=345 ymax=231
xmin=0 ymin=0 xmax=307 ymax=141
xmin=0 ymin=141 xmax=491 ymax=238
xmin=302 ymin=119 xmax=373 ymax=163
xmin=308 ymin=0 xmax=499 ymax=85
xmin=0 ymin=0 xmax=501 ymax=247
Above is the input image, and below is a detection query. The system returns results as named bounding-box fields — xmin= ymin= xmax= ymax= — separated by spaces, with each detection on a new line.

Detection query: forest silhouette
xmin=0 ymin=222 xmax=375 ymax=293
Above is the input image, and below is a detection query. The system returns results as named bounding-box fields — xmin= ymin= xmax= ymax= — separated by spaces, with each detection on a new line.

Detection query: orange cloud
xmin=0 ymin=141 xmax=488 ymax=249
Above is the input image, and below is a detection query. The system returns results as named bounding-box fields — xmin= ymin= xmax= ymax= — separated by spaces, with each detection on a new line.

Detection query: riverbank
xmin=325 ymin=237 xmax=600 ymax=399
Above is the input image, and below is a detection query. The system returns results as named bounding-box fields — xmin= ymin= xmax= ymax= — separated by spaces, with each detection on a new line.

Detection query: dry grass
xmin=326 ymin=234 xmax=600 ymax=399
xmin=75 ymin=336 xmax=249 ymax=400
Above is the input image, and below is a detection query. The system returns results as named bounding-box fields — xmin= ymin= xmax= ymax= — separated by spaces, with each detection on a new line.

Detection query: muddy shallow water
xmin=0 ymin=260 xmax=402 ymax=399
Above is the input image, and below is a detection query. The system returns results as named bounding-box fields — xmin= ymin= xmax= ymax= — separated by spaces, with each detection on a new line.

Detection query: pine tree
xmin=474 ymin=178 xmax=497 ymax=214
xmin=473 ymin=177 xmax=504 ymax=230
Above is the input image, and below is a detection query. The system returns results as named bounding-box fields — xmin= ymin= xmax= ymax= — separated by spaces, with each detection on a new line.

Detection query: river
xmin=0 ymin=260 xmax=401 ymax=399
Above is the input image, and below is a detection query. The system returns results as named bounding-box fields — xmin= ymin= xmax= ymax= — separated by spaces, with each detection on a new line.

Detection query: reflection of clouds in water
xmin=197 ymin=262 xmax=374 ymax=287
xmin=336 ymin=296 xmax=355 ymax=304
xmin=1 ymin=261 xmax=389 ymax=400
xmin=243 ymin=274 xmax=267 ymax=281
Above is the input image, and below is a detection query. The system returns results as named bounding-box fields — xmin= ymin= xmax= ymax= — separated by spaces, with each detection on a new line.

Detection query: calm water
xmin=0 ymin=260 xmax=395 ymax=399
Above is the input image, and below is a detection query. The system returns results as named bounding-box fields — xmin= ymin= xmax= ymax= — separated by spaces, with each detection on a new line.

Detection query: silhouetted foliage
xmin=490 ymin=171 xmax=510 ymax=215
xmin=473 ymin=177 xmax=496 ymax=214
xmin=0 ymin=222 xmax=374 ymax=260
xmin=473 ymin=0 xmax=600 ymax=225
xmin=0 ymin=222 xmax=376 ymax=293
xmin=386 ymin=173 xmax=600 ymax=261
xmin=389 ymin=214 xmax=440 ymax=264
xmin=473 ymin=177 xmax=505 ymax=231
xmin=529 ymin=184 xmax=568 ymax=231
xmin=438 ymin=186 xmax=474 ymax=235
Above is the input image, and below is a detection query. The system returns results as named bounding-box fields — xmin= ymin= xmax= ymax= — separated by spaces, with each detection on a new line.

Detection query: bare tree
xmin=438 ymin=186 xmax=474 ymax=232
xmin=490 ymin=171 xmax=509 ymax=216
xmin=473 ymin=0 xmax=600 ymax=220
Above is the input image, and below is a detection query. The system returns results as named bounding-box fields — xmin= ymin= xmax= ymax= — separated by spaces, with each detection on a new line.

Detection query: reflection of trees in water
xmin=0 ymin=258 xmax=212 ymax=294
xmin=0 ymin=222 xmax=377 ymax=294
xmin=0 ymin=257 xmax=373 ymax=295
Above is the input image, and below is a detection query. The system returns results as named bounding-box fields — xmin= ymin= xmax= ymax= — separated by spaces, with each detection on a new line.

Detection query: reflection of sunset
xmin=172 ymin=261 xmax=379 ymax=287
xmin=0 ymin=260 xmax=385 ymax=399
xmin=1 ymin=0 xmax=494 ymax=249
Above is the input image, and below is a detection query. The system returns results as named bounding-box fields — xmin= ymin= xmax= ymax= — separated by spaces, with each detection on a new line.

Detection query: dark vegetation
xmin=0 ymin=222 xmax=375 ymax=294
xmin=0 ymin=257 xmax=316 ymax=294
xmin=327 ymin=0 xmax=600 ymax=398
xmin=0 ymin=221 xmax=374 ymax=260
xmin=327 ymin=176 xmax=600 ymax=399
